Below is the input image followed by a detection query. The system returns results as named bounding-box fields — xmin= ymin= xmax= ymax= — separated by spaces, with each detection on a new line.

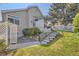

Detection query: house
xmin=0 ymin=6 xmax=44 ymax=45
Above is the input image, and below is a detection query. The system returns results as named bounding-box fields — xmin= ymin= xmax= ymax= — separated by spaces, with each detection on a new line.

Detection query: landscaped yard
xmin=9 ymin=31 xmax=79 ymax=56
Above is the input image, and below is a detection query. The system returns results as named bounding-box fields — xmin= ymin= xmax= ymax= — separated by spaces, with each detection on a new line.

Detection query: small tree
xmin=73 ymin=12 xmax=79 ymax=32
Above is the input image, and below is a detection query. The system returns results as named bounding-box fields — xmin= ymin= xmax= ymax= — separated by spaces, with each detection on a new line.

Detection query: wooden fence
xmin=0 ymin=22 xmax=18 ymax=45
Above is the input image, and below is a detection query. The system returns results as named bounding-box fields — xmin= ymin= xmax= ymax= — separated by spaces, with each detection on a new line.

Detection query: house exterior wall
xmin=2 ymin=7 xmax=44 ymax=38
xmin=28 ymin=7 xmax=44 ymax=30
xmin=35 ymin=19 xmax=44 ymax=32
xmin=2 ymin=10 xmax=29 ymax=37
xmin=0 ymin=10 xmax=2 ymax=21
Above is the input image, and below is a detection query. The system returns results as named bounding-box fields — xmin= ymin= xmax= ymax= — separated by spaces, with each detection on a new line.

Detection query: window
xmin=8 ymin=18 xmax=14 ymax=23
xmin=8 ymin=15 xmax=19 ymax=25
xmin=35 ymin=19 xmax=38 ymax=21
xmin=15 ymin=20 xmax=19 ymax=25
xmin=33 ymin=19 xmax=38 ymax=27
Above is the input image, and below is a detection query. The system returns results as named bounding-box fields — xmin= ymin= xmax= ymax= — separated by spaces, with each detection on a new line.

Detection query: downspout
xmin=7 ymin=20 xmax=10 ymax=45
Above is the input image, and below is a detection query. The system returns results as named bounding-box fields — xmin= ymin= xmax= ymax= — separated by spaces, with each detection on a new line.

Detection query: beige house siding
xmin=0 ymin=6 xmax=45 ymax=46
xmin=2 ymin=10 xmax=29 ymax=37
xmin=0 ymin=10 xmax=2 ymax=21
xmin=28 ymin=7 xmax=44 ymax=28
xmin=1 ymin=7 xmax=44 ymax=38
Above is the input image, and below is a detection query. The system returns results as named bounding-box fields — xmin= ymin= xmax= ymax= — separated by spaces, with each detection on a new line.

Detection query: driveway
xmin=7 ymin=37 xmax=40 ymax=50
xmin=18 ymin=37 xmax=38 ymax=44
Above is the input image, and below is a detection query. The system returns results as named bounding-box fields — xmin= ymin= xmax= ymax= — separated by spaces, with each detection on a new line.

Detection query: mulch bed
xmin=0 ymin=51 xmax=9 ymax=56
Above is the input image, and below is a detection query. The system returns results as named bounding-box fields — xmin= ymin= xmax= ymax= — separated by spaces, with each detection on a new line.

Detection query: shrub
xmin=22 ymin=28 xmax=31 ymax=36
xmin=0 ymin=39 xmax=6 ymax=51
xmin=73 ymin=27 xmax=79 ymax=32
xmin=73 ymin=12 xmax=79 ymax=33
xmin=22 ymin=28 xmax=42 ymax=37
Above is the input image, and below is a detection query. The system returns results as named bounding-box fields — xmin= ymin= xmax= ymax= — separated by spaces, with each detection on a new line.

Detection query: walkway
xmin=6 ymin=41 xmax=40 ymax=50
xmin=6 ymin=37 xmax=40 ymax=50
xmin=41 ymin=32 xmax=58 ymax=45
xmin=18 ymin=37 xmax=37 ymax=43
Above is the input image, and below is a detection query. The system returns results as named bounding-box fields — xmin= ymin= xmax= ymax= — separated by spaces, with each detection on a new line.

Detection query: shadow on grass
xmin=56 ymin=30 xmax=74 ymax=33
xmin=8 ymin=49 xmax=17 ymax=56
xmin=41 ymin=33 xmax=63 ymax=47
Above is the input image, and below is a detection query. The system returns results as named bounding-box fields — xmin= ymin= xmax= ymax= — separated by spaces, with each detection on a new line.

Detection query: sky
xmin=0 ymin=3 xmax=51 ymax=15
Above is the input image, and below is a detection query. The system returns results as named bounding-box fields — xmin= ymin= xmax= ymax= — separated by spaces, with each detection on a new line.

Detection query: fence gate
xmin=9 ymin=23 xmax=18 ymax=44
xmin=0 ymin=22 xmax=18 ymax=45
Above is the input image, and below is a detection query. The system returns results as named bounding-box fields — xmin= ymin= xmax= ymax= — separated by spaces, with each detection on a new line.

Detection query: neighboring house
xmin=0 ymin=6 xmax=44 ymax=45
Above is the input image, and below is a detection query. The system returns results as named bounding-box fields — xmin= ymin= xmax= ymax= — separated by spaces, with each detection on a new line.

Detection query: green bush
xmin=0 ymin=40 xmax=6 ymax=51
xmin=73 ymin=12 xmax=79 ymax=33
xmin=22 ymin=28 xmax=31 ymax=36
xmin=73 ymin=27 xmax=79 ymax=32
xmin=22 ymin=28 xmax=41 ymax=37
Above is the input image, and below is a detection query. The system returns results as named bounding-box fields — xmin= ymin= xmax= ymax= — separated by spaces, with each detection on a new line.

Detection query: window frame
xmin=8 ymin=15 xmax=19 ymax=25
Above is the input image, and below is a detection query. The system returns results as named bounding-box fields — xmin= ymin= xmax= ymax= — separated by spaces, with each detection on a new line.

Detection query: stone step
xmin=41 ymin=41 xmax=48 ymax=45
xmin=55 ymin=32 xmax=57 ymax=34
xmin=52 ymin=33 xmax=57 ymax=36
xmin=43 ymin=39 xmax=50 ymax=42
xmin=52 ymin=32 xmax=57 ymax=35
xmin=49 ymin=38 xmax=54 ymax=40
xmin=49 ymin=36 xmax=55 ymax=38
xmin=50 ymin=33 xmax=56 ymax=36
xmin=40 ymin=32 xmax=58 ymax=45
xmin=49 ymin=35 xmax=56 ymax=37
xmin=49 ymin=37 xmax=55 ymax=40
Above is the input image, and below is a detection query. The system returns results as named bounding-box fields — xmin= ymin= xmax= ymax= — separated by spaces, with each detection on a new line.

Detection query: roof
xmin=1 ymin=6 xmax=39 ymax=13
xmin=1 ymin=6 xmax=44 ymax=19
xmin=2 ymin=8 xmax=27 ymax=13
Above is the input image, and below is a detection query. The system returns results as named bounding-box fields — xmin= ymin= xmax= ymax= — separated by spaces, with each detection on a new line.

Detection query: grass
xmin=9 ymin=31 xmax=79 ymax=56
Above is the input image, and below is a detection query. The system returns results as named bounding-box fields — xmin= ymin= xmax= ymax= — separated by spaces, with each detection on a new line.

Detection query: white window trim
xmin=7 ymin=15 xmax=19 ymax=25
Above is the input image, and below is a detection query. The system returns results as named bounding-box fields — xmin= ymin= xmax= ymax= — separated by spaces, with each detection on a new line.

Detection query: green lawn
xmin=9 ymin=31 xmax=79 ymax=56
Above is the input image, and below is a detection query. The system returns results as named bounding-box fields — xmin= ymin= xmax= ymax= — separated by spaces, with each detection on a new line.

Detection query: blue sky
xmin=0 ymin=3 xmax=50 ymax=15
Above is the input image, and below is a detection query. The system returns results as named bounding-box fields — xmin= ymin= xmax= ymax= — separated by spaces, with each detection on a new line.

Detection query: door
xmin=9 ymin=23 xmax=17 ymax=44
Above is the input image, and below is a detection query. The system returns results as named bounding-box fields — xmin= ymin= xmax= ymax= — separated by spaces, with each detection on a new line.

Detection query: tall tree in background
xmin=66 ymin=4 xmax=79 ymax=20
xmin=49 ymin=3 xmax=66 ymax=20
xmin=48 ymin=3 xmax=79 ymax=25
